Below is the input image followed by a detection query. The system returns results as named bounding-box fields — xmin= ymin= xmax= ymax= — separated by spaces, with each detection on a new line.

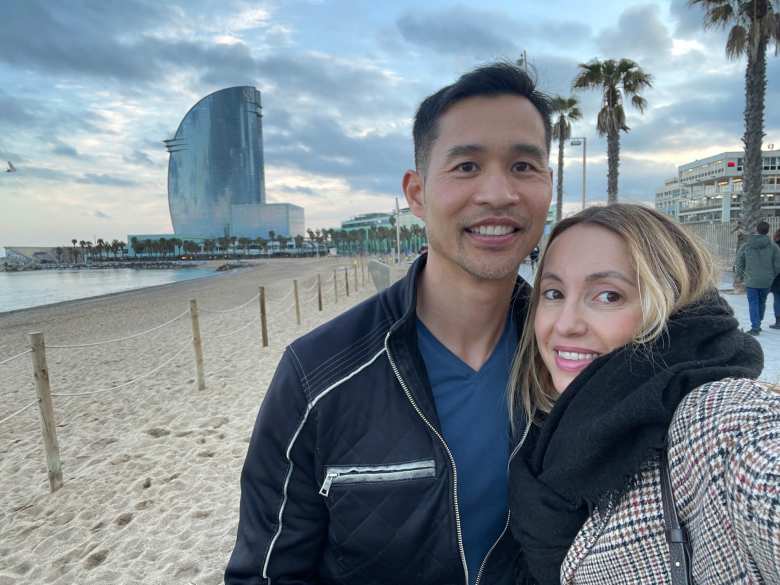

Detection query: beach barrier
xmin=0 ymin=259 xmax=372 ymax=492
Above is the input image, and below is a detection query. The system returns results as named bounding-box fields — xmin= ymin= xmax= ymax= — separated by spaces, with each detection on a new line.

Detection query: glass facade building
xmin=166 ymin=86 xmax=267 ymax=237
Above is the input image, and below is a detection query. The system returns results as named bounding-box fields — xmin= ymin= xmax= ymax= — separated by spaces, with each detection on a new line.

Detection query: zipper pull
xmin=319 ymin=471 xmax=339 ymax=497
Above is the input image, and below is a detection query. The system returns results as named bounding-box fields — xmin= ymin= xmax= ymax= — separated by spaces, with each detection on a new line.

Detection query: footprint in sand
xmin=115 ymin=512 xmax=133 ymax=527
xmin=146 ymin=428 xmax=171 ymax=438
xmin=135 ymin=500 xmax=153 ymax=510
xmin=84 ymin=549 xmax=109 ymax=569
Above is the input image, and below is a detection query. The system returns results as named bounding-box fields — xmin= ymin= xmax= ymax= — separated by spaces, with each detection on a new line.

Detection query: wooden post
xmin=317 ymin=273 xmax=323 ymax=312
xmin=353 ymin=261 xmax=359 ymax=292
xmin=29 ymin=332 xmax=63 ymax=493
xmin=344 ymin=266 xmax=350 ymax=297
xmin=259 ymin=286 xmax=268 ymax=347
xmin=293 ymin=279 xmax=301 ymax=325
xmin=189 ymin=300 xmax=206 ymax=391
xmin=333 ymin=269 xmax=338 ymax=302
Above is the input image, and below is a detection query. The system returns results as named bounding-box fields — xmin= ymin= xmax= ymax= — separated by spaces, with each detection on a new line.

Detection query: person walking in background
xmin=772 ymin=228 xmax=780 ymax=330
xmin=735 ymin=220 xmax=780 ymax=335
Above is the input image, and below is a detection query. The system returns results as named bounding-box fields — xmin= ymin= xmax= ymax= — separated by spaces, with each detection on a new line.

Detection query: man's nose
xmin=474 ymin=170 xmax=518 ymax=206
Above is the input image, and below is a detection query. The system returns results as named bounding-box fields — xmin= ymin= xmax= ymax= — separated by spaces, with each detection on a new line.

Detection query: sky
xmin=2 ymin=0 xmax=780 ymax=247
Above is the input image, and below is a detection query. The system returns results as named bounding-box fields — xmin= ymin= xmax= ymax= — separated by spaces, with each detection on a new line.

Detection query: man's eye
xmin=595 ymin=291 xmax=621 ymax=303
xmin=455 ymin=162 xmax=478 ymax=173
xmin=542 ymin=289 xmax=562 ymax=301
xmin=513 ymin=161 xmax=535 ymax=172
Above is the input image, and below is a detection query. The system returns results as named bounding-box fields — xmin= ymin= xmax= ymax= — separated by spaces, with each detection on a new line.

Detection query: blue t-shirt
xmin=416 ymin=316 xmax=516 ymax=585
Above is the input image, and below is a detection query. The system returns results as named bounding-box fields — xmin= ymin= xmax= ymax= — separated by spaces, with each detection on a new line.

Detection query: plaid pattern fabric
xmin=559 ymin=378 xmax=780 ymax=584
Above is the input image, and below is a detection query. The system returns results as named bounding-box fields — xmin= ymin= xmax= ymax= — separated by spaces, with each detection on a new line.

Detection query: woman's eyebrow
xmin=585 ymin=271 xmax=636 ymax=286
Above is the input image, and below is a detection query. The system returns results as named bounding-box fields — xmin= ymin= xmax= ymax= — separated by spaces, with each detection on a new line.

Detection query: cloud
xmin=397 ymin=8 xmax=517 ymax=57
xmin=52 ymin=141 xmax=80 ymax=158
xmin=94 ymin=210 xmax=111 ymax=219
xmin=395 ymin=6 xmax=590 ymax=58
xmin=670 ymin=0 xmax=708 ymax=37
xmin=76 ymin=173 xmax=139 ymax=187
xmin=0 ymin=90 xmax=35 ymax=127
xmin=123 ymin=149 xmax=156 ymax=166
xmin=596 ymin=4 xmax=672 ymax=66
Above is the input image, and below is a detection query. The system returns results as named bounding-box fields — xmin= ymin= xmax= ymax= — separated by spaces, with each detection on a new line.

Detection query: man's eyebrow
xmin=444 ymin=144 xmax=485 ymax=161
xmin=509 ymin=143 xmax=547 ymax=162
xmin=444 ymin=143 xmax=547 ymax=162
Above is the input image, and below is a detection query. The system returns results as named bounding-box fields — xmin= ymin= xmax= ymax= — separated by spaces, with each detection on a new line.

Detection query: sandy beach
xmin=0 ymin=257 xmax=378 ymax=585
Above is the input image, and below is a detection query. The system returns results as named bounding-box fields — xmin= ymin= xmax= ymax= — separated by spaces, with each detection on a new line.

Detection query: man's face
xmin=404 ymin=94 xmax=552 ymax=282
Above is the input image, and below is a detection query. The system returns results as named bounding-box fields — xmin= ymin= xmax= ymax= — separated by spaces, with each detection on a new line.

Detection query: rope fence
xmin=0 ymin=349 xmax=33 ymax=367
xmin=0 ymin=258 xmax=374 ymax=493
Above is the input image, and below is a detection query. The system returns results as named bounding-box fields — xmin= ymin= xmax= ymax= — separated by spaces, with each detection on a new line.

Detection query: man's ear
xmin=403 ymin=169 xmax=425 ymax=220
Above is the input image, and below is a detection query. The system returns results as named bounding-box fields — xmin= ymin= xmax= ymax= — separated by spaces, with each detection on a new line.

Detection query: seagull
xmin=5 ymin=161 xmax=15 ymax=173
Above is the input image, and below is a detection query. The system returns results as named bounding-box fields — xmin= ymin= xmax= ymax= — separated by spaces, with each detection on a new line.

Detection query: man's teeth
xmin=471 ymin=225 xmax=514 ymax=236
xmin=557 ymin=350 xmax=598 ymax=361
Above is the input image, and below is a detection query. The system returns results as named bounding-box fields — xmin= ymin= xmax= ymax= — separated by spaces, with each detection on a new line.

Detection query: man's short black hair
xmin=757 ymin=221 xmax=770 ymax=235
xmin=412 ymin=62 xmax=553 ymax=174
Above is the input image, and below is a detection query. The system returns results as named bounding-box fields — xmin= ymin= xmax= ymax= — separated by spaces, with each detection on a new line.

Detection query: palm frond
xmin=596 ymin=108 xmax=610 ymax=136
xmin=568 ymin=106 xmax=583 ymax=121
xmin=572 ymin=61 xmax=604 ymax=89
xmin=726 ymin=24 xmax=749 ymax=58
xmin=705 ymin=3 xmax=737 ymax=29
xmin=631 ymin=95 xmax=648 ymax=113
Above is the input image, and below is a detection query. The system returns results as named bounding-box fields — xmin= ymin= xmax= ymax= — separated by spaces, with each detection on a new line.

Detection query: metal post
xmin=333 ymin=269 xmax=338 ymax=302
xmin=189 ymin=300 xmax=206 ymax=390
xmin=581 ymin=137 xmax=587 ymax=210
xmin=29 ymin=332 xmax=63 ymax=492
xmin=353 ymin=261 xmax=359 ymax=292
xmin=344 ymin=266 xmax=350 ymax=297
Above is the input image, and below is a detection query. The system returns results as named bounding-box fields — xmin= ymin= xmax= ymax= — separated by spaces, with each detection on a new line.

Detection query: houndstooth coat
xmin=558 ymin=378 xmax=780 ymax=584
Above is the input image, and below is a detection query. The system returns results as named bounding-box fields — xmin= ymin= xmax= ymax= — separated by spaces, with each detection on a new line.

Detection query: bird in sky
xmin=6 ymin=161 xmax=16 ymax=172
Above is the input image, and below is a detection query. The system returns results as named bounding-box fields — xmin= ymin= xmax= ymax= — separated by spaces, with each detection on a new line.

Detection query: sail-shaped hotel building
xmin=163 ymin=86 xmax=303 ymax=240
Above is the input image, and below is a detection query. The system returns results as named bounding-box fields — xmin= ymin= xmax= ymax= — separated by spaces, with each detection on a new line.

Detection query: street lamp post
xmin=569 ymin=137 xmax=587 ymax=210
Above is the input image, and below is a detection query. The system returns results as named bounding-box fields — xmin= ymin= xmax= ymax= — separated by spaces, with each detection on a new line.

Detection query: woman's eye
xmin=595 ymin=291 xmax=621 ymax=303
xmin=541 ymin=289 xmax=562 ymax=301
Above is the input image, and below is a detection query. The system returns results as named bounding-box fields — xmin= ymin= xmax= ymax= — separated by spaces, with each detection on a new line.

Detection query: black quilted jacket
xmin=225 ymin=255 xmax=530 ymax=585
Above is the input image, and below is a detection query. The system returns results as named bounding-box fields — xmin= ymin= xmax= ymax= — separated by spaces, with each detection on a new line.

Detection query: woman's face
xmin=534 ymin=224 xmax=644 ymax=393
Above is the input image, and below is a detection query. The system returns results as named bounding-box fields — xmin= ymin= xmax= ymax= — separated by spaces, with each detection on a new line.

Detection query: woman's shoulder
xmin=669 ymin=377 xmax=780 ymax=458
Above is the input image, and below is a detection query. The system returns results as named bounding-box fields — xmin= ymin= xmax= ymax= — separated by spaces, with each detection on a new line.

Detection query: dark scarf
xmin=509 ymin=292 xmax=763 ymax=585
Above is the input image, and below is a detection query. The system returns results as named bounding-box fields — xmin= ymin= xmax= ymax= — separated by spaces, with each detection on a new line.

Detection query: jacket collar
xmin=383 ymin=253 xmax=532 ymax=431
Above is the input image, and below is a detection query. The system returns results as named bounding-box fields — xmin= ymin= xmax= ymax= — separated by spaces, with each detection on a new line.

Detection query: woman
xmin=508 ymin=204 xmax=778 ymax=584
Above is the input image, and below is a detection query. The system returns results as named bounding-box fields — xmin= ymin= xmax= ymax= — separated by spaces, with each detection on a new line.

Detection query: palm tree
xmin=71 ymin=239 xmax=78 ymax=263
xmin=690 ymin=0 xmax=780 ymax=238
xmin=550 ymin=96 xmax=583 ymax=221
xmin=573 ymin=59 xmax=653 ymax=203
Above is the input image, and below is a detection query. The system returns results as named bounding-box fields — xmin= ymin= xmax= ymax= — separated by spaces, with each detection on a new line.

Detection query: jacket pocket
xmin=319 ymin=458 xmax=436 ymax=497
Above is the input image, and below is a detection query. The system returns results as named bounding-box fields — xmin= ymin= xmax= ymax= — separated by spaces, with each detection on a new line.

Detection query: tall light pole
xmin=570 ymin=137 xmax=587 ymax=210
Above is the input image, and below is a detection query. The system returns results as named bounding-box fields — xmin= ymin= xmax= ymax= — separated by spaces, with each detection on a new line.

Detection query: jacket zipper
xmin=319 ymin=460 xmax=437 ymax=497
xmin=384 ymin=331 xmax=470 ymax=585
xmin=473 ymin=419 xmax=533 ymax=585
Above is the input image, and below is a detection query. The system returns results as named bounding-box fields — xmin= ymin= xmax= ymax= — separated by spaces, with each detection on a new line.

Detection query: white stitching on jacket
xmin=261 ymin=346 xmax=388 ymax=581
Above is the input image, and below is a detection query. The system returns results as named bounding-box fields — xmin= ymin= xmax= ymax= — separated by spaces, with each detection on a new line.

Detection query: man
xmin=225 ymin=62 xmax=553 ymax=585
xmin=736 ymin=220 xmax=780 ymax=335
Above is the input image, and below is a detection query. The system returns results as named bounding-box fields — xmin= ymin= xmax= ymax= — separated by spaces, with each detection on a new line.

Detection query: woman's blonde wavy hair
xmin=508 ymin=203 xmax=718 ymax=430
